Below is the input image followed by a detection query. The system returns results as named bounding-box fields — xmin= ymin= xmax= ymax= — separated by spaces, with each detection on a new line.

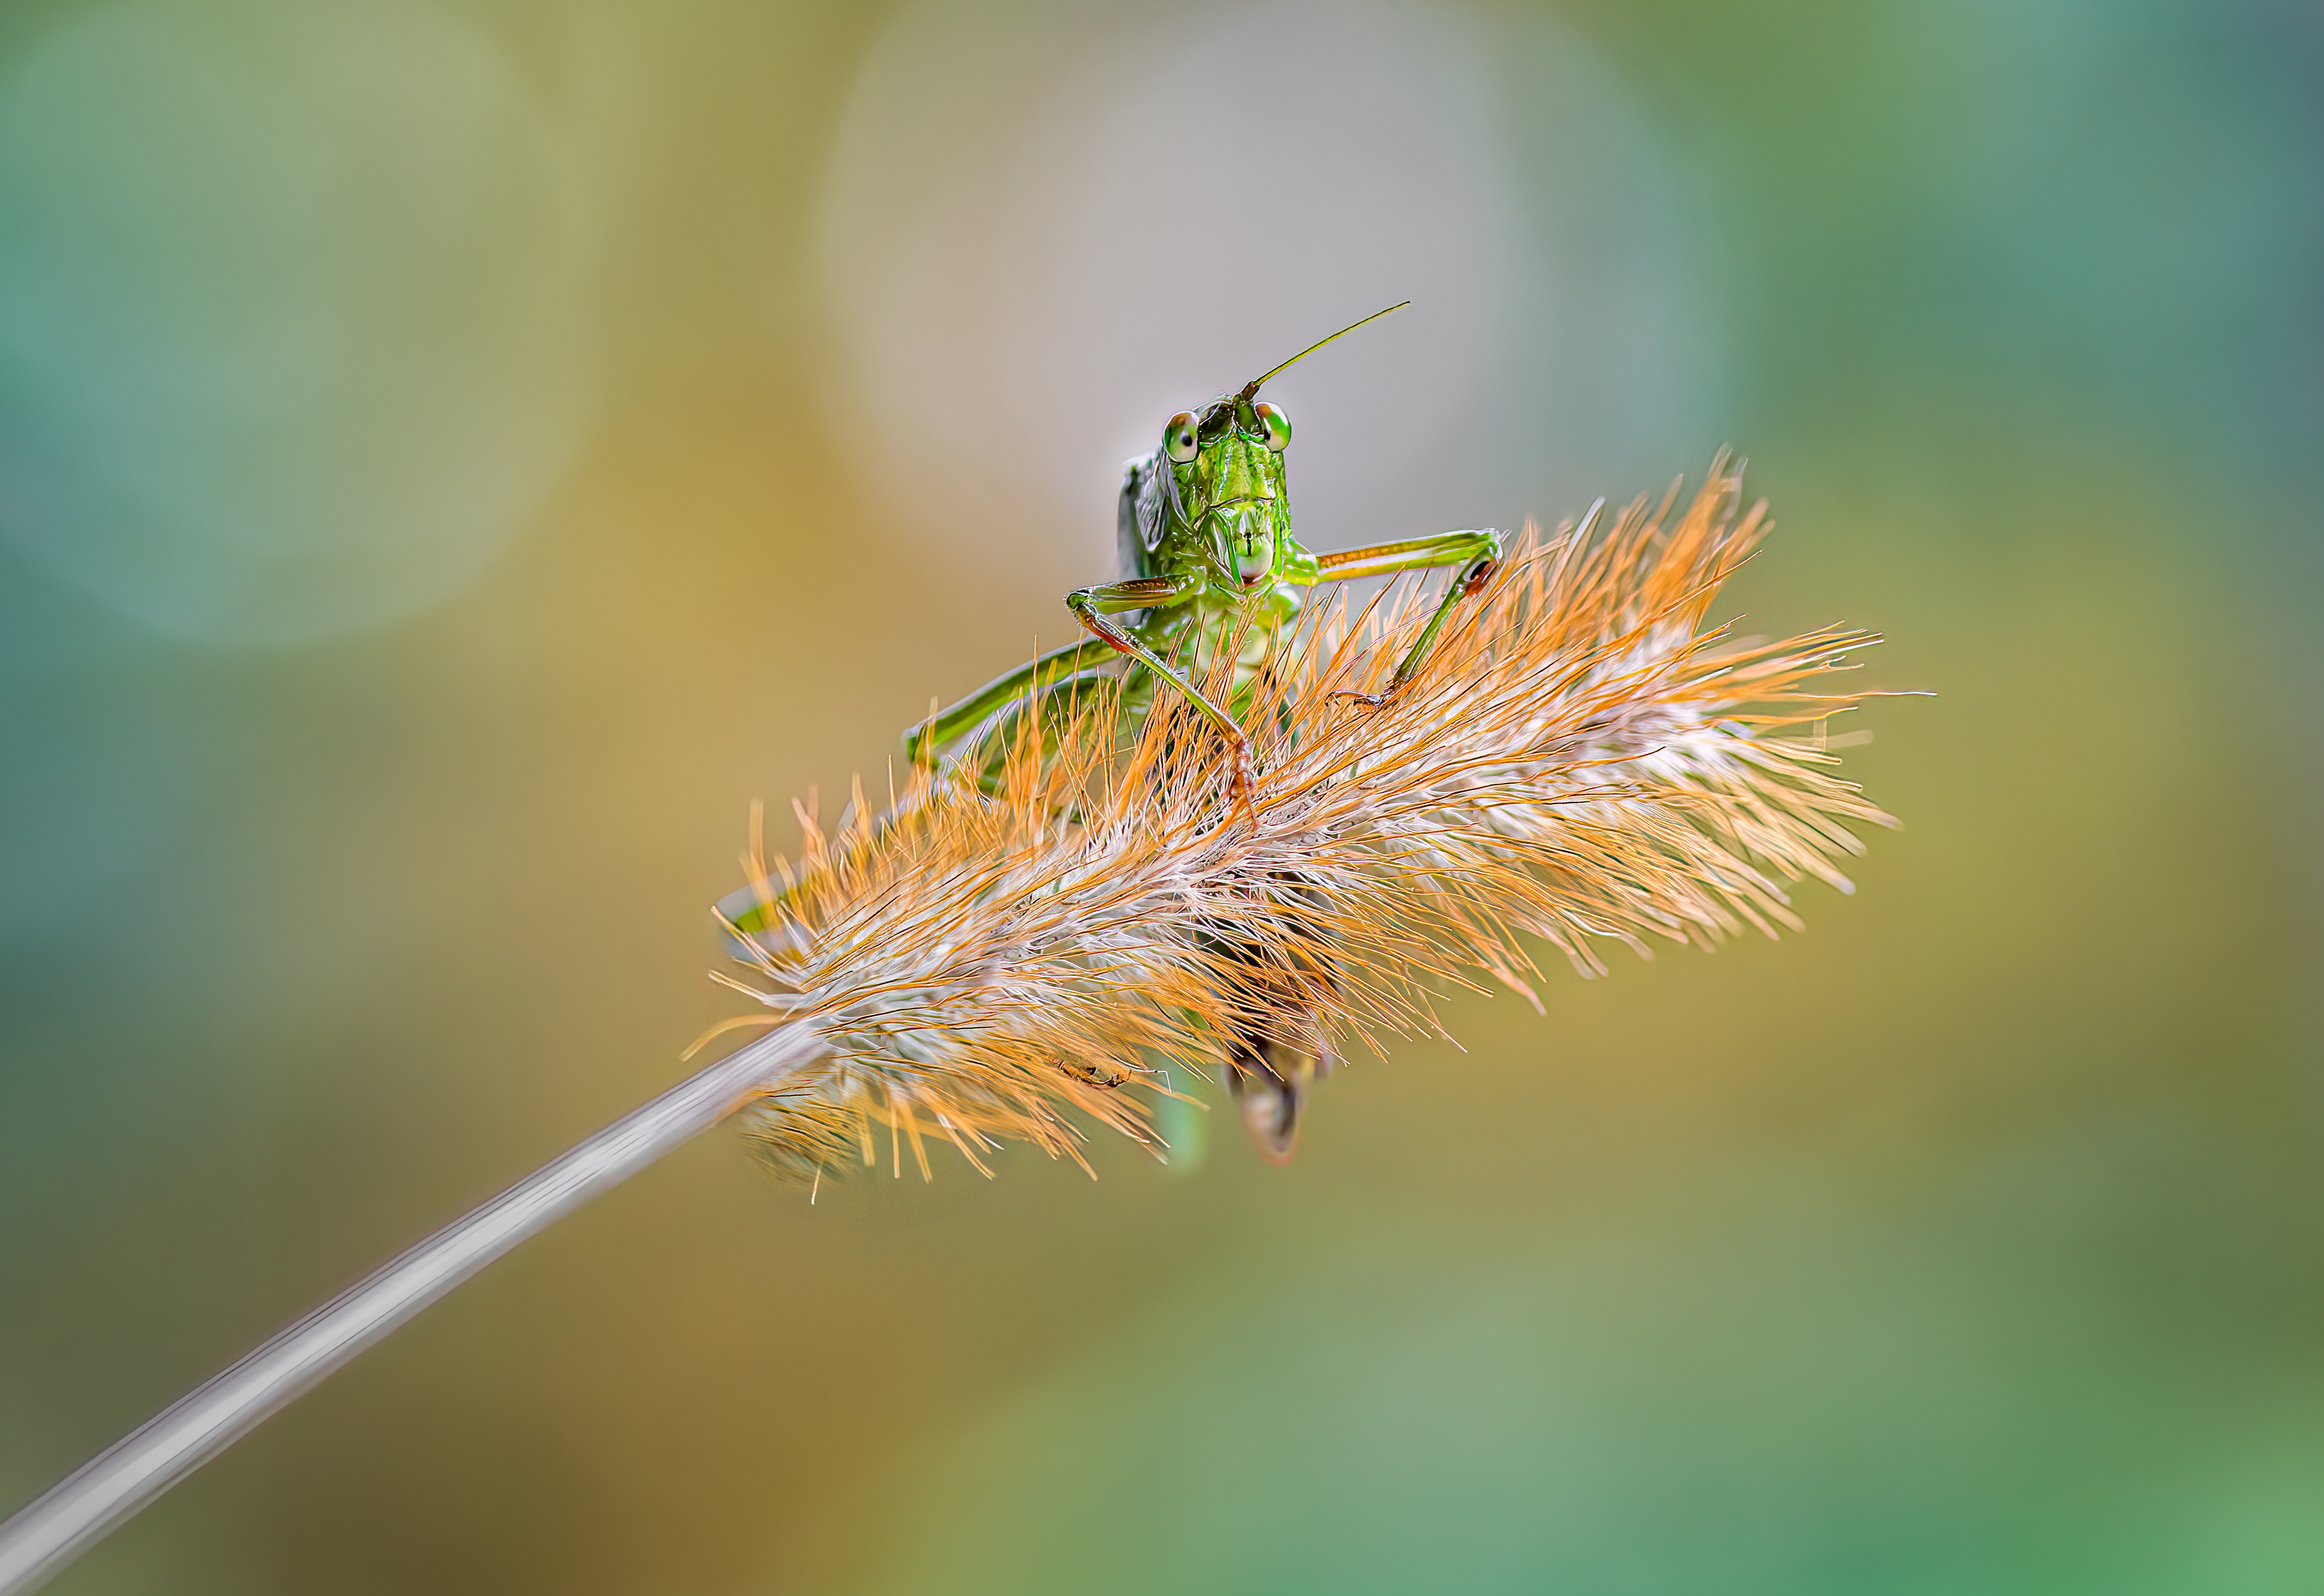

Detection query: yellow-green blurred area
xmin=2 ymin=0 xmax=2319 ymax=1589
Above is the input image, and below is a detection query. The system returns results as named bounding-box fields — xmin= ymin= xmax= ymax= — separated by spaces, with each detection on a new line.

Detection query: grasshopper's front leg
xmin=1065 ymin=571 xmax=1258 ymax=808
xmin=1313 ymin=527 xmax=1504 ymax=707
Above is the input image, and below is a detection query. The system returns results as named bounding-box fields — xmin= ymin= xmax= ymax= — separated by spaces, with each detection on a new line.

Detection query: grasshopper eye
xmin=1163 ymin=412 xmax=1201 ymax=464
xmin=1254 ymin=402 xmax=1291 ymax=452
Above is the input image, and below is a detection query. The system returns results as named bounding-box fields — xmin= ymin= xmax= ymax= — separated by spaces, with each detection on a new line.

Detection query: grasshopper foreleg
xmin=1066 ymin=572 xmax=1260 ymax=816
xmin=1313 ymin=527 xmax=1504 ymax=708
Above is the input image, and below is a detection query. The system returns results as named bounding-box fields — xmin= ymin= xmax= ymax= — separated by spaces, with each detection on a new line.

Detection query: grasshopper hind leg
xmin=950 ymin=667 xmax=1123 ymax=798
xmin=718 ymin=644 xmax=1122 ymax=948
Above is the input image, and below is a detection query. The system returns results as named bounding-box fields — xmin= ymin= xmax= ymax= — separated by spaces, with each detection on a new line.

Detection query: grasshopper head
xmin=1159 ymin=395 xmax=1292 ymax=588
xmin=1152 ymin=304 xmax=1408 ymax=590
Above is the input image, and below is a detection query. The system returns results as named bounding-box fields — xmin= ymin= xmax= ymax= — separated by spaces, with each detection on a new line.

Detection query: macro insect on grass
xmin=723 ymin=304 xmax=1514 ymax=1162
xmin=892 ymin=304 xmax=1501 ymax=782
xmin=0 ymin=308 xmax=1899 ymax=1595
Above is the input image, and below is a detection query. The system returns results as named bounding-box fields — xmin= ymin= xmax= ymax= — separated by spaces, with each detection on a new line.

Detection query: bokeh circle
xmin=0 ymin=0 xmax=597 ymax=645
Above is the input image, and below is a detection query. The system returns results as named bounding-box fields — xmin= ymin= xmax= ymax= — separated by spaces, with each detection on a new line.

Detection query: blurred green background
xmin=2 ymin=1 xmax=2319 ymax=1591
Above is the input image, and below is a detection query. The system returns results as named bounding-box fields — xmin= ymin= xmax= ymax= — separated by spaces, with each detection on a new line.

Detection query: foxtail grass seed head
xmin=708 ymin=460 xmax=1896 ymax=1181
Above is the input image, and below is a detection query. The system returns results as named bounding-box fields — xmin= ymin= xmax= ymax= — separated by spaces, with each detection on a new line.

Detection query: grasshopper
xmin=732 ymin=304 xmax=1503 ymax=1162
xmin=899 ymin=303 xmax=1503 ymax=802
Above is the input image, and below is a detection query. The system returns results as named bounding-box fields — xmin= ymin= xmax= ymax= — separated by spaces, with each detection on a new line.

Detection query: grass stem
xmin=0 ymin=1022 xmax=826 ymax=1596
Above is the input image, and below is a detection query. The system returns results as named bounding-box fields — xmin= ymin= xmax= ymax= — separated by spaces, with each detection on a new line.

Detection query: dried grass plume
xmin=708 ymin=459 xmax=1895 ymax=1181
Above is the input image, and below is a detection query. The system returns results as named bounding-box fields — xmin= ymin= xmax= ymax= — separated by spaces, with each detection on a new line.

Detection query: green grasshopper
xmin=898 ymin=302 xmax=1503 ymax=806
xmin=733 ymin=304 xmax=1503 ymax=1161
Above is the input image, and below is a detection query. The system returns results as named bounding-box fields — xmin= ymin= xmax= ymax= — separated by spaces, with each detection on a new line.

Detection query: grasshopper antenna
xmin=1240 ymin=300 xmax=1410 ymax=402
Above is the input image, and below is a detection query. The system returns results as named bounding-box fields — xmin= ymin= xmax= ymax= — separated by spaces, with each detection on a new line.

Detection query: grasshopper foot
xmin=1329 ymin=687 xmax=1394 ymax=711
xmin=1228 ymin=745 xmax=1260 ymax=828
